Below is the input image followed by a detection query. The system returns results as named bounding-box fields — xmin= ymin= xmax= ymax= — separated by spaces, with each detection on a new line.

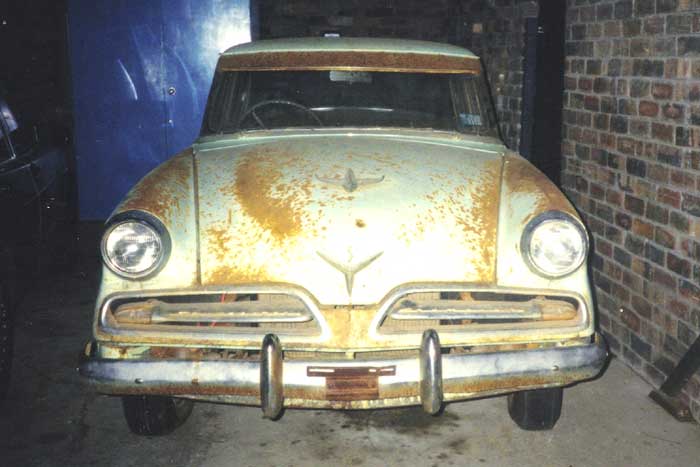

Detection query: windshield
xmin=201 ymin=69 xmax=498 ymax=137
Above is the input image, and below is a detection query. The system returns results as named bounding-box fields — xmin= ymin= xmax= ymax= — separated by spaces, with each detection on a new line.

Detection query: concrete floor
xmin=1 ymin=267 xmax=699 ymax=467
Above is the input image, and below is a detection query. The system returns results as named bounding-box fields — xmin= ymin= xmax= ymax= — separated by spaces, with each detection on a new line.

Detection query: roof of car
xmin=219 ymin=38 xmax=480 ymax=74
xmin=222 ymin=37 xmax=478 ymax=59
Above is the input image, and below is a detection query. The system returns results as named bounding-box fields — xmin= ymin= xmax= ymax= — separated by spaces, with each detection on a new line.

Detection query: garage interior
xmin=1 ymin=0 xmax=700 ymax=465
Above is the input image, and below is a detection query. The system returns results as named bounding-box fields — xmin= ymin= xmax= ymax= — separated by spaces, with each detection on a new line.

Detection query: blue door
xmin=68 ymin=0 xmax=254 ymax=220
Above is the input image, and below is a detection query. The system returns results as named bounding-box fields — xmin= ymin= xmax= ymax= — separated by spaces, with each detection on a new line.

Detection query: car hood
xmin=194 ymin=133 xmax=504 ymax=305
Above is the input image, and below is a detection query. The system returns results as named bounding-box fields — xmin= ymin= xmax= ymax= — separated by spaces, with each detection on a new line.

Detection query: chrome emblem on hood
xmin=316 ymin=168 xmax=384 ymax=193
xmin=317 ymin=250 xmax=383 ymax=296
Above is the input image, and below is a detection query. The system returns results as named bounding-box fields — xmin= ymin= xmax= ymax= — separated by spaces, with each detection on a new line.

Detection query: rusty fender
xmin=79 ymin=333 xmax=607 ymax=414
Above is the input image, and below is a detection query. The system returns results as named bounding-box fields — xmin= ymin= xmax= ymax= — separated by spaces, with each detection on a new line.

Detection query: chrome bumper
xmin=79 ymin=331 xmax=607 ymax=418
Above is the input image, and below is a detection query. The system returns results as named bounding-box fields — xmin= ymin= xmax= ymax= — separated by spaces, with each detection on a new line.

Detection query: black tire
xmin=121 ymin=396 xmax=194 ymax=436
xmin=507 ymin=387 xmax=563 ymax=430
xmin=0 ymin=285 xmax=13 ymax=402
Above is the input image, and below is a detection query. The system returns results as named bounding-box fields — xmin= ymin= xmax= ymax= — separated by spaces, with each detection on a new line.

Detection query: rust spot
xmin=462 ymin=158 xmax=502 ymax=280
xmin=503 ymin=153 xmax=576 ymax=218
xmin=444 ymin=374 xmax=578 ymax=395
xmin=223 ymin=149 xmax=313 ymax=242
xmin=99 ymin=383 xmax=258 ymax=398
xmin=206 ymin=264 xmax=270 ymax=284
xmin=118 ymin=148 xmax=193 ymax=223
xmin=205 ymin=224 xmax=232 ymax=261
xmin=355 ymin=219 xmax=366 ymax=228
xmin=218 ymin=51 xmax=481 ymax=75
xmin=418 ymin=158 xmax=502 ymax=282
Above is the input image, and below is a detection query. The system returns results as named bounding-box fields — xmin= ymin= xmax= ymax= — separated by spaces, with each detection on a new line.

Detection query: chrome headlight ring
xmin=521 ymin=211 xmax=589 ymax=279
xmin=100 ymin=211 xmax=171 ymax=280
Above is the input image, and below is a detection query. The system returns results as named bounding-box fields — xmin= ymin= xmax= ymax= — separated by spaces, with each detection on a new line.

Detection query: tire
xmin=121 ymin=396 xmax=194 ymax=436
xmin=507 ymin=387 xmax=563 ymax=430
xmin=0 ymin=285 xmax=13 ymax=402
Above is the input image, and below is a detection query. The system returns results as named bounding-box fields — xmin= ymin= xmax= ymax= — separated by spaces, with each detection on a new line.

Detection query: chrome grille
xmin=104 ymin=291 xmax=320 ymax=335
xmin=379 ymin=290 xmax=580 ymax=334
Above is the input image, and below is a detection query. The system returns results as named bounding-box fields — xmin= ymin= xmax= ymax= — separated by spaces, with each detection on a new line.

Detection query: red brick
xmin=658 ymin=187 xmax=681 ymax=208
xmin=584 ymin=95 xmax=600 ymax=111
xmin=620 ymin=307 xmax=641 ymax=332
xmin=654 ymin=267 xmax=678 ymax=290
xmin=579 ymin=78 xmax=593 ymax=91
xmin=671 ymin=169 xmax=696 ymax=189
xmin=662 ymin=103 xmax=685 ymax=120
xmin=652 ymin=122 xmax=674 ymax=142
xmin=647 ymin=164 xmax=670 ymax=184
xmin=625 ymin=194 xmax=646 ymax=215
xmin=632 ymin=218 xmax=655 ymax=239
xmin=607 ymin=189 xmax=622 ymax=205
xmin=639 ymin=101 xmax=659 ymax=117
xmin=652 ymin=82 xmax=674 ymax=99
xmin=655 ymin=226 xmax=676 ymax=249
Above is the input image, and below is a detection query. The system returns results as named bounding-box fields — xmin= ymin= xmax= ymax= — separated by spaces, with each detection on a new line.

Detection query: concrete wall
xmin=561 ymin=0 xmax=700 ymax=419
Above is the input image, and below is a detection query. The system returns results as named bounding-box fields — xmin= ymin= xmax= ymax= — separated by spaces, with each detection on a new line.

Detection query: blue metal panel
xmin=68 ymin=0 xmax=253 ymax=220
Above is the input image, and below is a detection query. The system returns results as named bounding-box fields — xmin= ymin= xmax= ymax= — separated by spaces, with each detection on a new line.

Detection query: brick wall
xmin=561 ymin=0 xmax=700 ymax=420
xmin=459 ymin=0 xmax=537 ymax=150
xmin=259 ymin=0 xmax=451 ymax=42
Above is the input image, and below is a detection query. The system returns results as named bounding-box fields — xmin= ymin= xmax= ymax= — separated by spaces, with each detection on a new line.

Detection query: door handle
xmin=0 ymin=184 xmax=11 ymax=194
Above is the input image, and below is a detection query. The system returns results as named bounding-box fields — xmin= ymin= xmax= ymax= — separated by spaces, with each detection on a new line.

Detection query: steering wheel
xmin=238 ymin=99 xmax=323 ymax=128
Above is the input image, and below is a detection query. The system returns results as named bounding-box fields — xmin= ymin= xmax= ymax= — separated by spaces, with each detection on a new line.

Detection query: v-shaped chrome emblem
xmin=316 ymin=168 xmax=384 ymax=193
xmin=317 ymin=250 xmax=383 ymax=296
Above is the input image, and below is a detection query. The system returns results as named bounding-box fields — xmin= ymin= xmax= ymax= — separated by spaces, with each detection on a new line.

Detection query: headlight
xmin=101 ymin=213 xmax=170 ymax=278
xmin=521 ymin=211 xmax=588 ymax=278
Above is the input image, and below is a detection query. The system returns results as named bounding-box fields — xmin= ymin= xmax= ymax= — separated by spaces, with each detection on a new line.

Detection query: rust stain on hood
xmin=196 ymin=135 xmax=505 ymax=303
xmin=201 ymin=145 xmax=320 ymax=284
xmin=117 ymin=148 xmax=193 ymax=223
xmin=462 ymin=159 xmax=502 ymax=278
xmin=224 ymin=148 xmax=312 ymax=242
xmin=503 ymin=153 xmax=576 ymax=219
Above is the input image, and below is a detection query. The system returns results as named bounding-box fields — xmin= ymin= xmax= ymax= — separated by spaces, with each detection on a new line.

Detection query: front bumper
xmin=79 ymin=331 xmax=607 ymax=418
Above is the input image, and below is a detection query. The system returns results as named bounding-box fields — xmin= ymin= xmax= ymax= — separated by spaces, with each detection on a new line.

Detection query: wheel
xmin=121 ymin=396 xmax=194 ymax=436
xmin=507 ymin=387 xmax=563 ymax=430
xmin=0 ymin=285 xmax=13 ymax=402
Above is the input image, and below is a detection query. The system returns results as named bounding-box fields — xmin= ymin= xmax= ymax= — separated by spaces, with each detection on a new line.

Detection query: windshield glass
xmin=201 ymin=70 xmax=498 ymax=137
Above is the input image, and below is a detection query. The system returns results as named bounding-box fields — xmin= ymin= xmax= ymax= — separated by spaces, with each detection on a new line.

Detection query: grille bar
xmin=381 ymin=292 xmax=580 ymax=334
xmin=390 ymin=299 xmax=544 ymax=321
xmin=112 ymin=298 xmax=313 ymax=325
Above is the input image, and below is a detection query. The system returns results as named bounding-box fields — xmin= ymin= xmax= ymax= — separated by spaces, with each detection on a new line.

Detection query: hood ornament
xmin=316 ymin=168 xmax=384 ymax=193
xmin=317 ymin=249 xmax=383 ymax=296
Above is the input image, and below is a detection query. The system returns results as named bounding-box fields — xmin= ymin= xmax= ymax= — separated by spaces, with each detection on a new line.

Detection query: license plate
xmin=307 ymin=366 xmax=396 ymax=401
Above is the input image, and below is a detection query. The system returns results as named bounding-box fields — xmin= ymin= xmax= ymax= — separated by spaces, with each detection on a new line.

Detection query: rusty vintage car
xmin=79 ymin=37 xmax=607 ymax=435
